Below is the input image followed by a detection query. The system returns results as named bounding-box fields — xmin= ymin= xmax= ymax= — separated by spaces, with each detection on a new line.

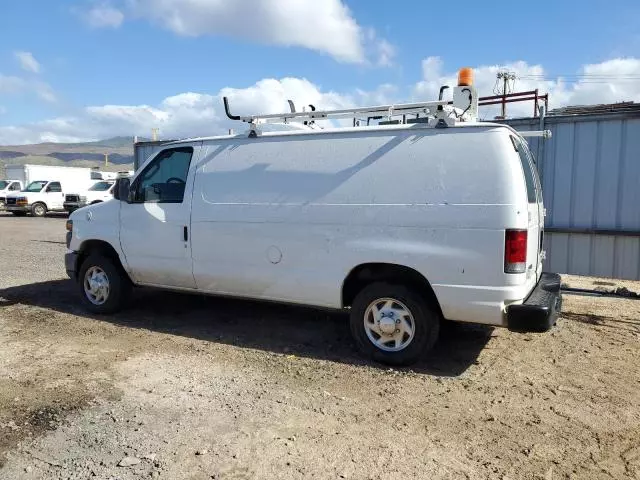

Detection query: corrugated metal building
xmin=133 ymin=140 xmax=176 ymax=172
xmin=502 ymin=103 xmax=640 ymax=280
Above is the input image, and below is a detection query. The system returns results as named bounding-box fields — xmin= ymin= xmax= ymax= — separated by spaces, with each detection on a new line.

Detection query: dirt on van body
xmin=0 ymin=213 xmax=639 ymax=480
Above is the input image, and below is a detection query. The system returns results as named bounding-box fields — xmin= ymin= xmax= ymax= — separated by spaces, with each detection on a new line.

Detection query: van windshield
xmin=24 ymin=181 xmax=48 ymax=192
xmin=89 ymin=181 xmax=114 ymax=191
xmin=0 ymin=181 xmax=8 ymax=190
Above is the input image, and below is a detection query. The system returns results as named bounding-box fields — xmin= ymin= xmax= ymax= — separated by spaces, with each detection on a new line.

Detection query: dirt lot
xmin=0 ymin=213 xmax=638 ymax=480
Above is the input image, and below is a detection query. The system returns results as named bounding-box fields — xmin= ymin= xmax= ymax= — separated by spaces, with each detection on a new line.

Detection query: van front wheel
xmin=78 ymin=254 xmax=130 ymax=314
xmin=350 ymin=283 xmax=440 ymax=366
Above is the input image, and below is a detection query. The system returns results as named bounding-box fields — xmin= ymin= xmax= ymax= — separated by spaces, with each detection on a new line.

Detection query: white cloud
xmin=34 ymin=82 xmax=57 ymax=103
xmin=0 ymin=77 xmax=355 ymax=144
xmin=1 ymin=58 xmax=639 ymax=145
xmin=14 ymin=51 xmax=41 ymax=74
xmin=0 ymin=74 xmax=57 ymax=104
xmin=363 ymin=28 xmax=396 ymax=67
xmin=414 ymin=56 xmax=640 ymax=118
xmin=122 ymin=0 xmax=389 ymax=64
xmin=82 ymin=2 xmax=124 ymax=28
xmin=375 ymin=39 xmax=395 ymax=67
xmin=0 ymin=106 xmax=6 ymax=115
xmin=0 ymin=74 xmax=25 ymax=93
xmin=78 ymin=0 xmax=394 ymax=65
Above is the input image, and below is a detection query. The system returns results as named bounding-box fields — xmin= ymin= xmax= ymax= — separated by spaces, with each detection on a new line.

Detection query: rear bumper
xmin=507 ymin=272 xmax=562 ymax=332
xmin=65 ymin=251 xmax=79 ymax=279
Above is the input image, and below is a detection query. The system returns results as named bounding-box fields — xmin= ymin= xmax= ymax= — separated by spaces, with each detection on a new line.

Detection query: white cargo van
xmin=65 ymin=70 xmax=561 ymax=365
xmin=5 ymin=165 xmax=94 ymax=217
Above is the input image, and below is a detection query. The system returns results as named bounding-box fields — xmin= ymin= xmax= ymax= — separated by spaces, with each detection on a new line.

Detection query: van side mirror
xmin=114 ymin=177 xmax=131 ymax=202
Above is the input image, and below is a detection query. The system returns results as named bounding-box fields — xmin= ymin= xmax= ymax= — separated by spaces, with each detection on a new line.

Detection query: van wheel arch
xmin=342 ymin=263 xmax=443 ymax=318
xmin=76 ymin=240 xmax=131 ymax=284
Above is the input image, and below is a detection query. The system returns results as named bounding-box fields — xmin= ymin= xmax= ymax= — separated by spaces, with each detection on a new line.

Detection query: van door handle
xmin=183 ymin=226 xmax=188 ymax=242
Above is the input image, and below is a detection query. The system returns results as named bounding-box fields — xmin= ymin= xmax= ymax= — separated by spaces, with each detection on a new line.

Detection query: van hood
xmin=5 ymin=192 xmax=28 ymax=199
xmin=70 ymin=197 xmax=119 ymax=223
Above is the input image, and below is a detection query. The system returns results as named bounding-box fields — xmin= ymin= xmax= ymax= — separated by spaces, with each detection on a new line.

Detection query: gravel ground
xmin=0 ymin=213 xmax=639 ymax=480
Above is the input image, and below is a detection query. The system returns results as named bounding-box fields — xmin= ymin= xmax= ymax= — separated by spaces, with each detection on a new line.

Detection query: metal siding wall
xmin=504 ymin=114 xmax=640 ymax=280
xmin=619 ymin=119 xmax=640 ymax=230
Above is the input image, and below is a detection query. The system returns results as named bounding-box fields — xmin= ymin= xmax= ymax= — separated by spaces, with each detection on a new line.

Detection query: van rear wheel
xmin=78 ymin=254 xmax=131 ymax=314
xmin=350 ymin=283 xmax=440 ymax=366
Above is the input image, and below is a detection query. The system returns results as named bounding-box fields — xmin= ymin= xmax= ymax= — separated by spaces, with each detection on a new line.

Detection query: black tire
xmin=31 ymin=202 xmax=47 ymax=217
xmin=90 ymin=201 xmax=102 ymax=205
xmin=78 ymin=254 xmax=131 ymax=314
xmin=11 ymin=211 xmax=27 ymax=217
xmin=350 ymin=282 xmax=440 ymax=366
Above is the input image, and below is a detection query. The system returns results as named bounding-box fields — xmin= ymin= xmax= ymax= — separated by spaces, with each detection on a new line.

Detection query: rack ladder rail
xmin=223 ymin=85 xmax=480 ymax=135
xmin=224 ymin=98 xmax=450 ymax=125
xmin=220 ymin=85 xmax=550 ymax=139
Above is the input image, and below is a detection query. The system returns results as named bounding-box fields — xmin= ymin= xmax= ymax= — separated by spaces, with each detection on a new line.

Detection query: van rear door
xmin=512 ymin=135 xmax=543 ymax=281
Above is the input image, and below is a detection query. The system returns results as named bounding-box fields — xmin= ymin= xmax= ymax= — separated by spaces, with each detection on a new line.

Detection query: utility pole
xmin=104 ymin=153 xmax=109 ymax=167
xmin=496 ymin=71 xmax=516 ymax=118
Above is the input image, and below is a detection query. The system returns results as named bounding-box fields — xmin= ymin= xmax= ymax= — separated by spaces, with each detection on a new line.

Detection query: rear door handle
xmin=183 ymin=226 xmax=188 ymax=242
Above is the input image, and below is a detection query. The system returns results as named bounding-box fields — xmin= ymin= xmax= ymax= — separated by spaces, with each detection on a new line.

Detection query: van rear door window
xmin=511 ymin=136 xmax=538 ymax=203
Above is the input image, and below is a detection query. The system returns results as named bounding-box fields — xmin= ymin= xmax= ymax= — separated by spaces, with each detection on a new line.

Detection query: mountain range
xmin=0 ymin=137 xmax=136 ymax=177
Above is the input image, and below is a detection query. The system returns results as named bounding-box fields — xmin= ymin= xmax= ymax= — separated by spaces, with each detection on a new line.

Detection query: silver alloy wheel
xmin=363 ymin=297 xmax=415 ymax=352
xmin=83 ymin=266 xmax=110 ymax=305
xmin=34 ymin=204 xmax=45 ymax=216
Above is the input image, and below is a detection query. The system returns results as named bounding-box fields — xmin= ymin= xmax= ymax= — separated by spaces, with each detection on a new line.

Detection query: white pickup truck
xmin=0 ymin=180 xmax=24 ymax=210
xmin=5 ymin=180 xmax=66 ymax=216
xmin=4 ymin=165 xmax=96 ymax=217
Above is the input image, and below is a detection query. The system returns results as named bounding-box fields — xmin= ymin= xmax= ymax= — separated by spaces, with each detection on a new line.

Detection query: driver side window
xmin=133 ymin=147 xmax=193 ymax=203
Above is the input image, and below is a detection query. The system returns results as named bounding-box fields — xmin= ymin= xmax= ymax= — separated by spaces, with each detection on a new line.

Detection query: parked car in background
xmin=64 ymin=180 xmax=116 ymax=213
xmin=0 ymin=180 xmax=24 ymax=210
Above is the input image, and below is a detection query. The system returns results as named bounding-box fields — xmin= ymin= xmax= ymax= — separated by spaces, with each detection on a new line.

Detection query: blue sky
xmin=1 ymin=0 xmax=639 ymax=144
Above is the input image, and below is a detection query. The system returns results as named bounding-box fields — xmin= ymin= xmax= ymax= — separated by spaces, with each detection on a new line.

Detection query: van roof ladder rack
xmin=222 ymin=68 xmax=481 ymax=136
xmin=223 ymin=96 xmax=453 ymax=126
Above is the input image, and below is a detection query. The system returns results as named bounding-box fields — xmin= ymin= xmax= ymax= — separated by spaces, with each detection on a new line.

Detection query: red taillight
xmin=505 ymin=229 xmax=527 ymax=273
